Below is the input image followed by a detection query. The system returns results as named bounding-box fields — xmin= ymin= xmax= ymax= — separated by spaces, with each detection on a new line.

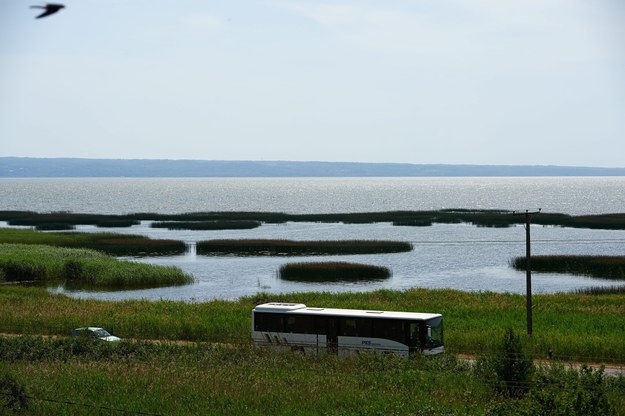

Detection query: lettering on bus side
xmin=361 ymin=340 xmax=382 ymax=347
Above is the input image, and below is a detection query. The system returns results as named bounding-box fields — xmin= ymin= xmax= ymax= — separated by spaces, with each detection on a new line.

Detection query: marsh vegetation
xmin=1 ymin=289 xmax=624 ymax=415
xmin=3 ymin=209 xmax=625 ymax=230
xmin=278 ymin=262 xmax=391 ymax=282
xmin=1 ymin=334 xmax=622 ymax=416
xmin=511 ymin=255 xmax=625 ymax=280
xmin=0 ymin=244 xmax=194 ymax=289
xmin=0 ymin=228 xmax=186 ymax=256
xmin=151 ymin=220 xmax=262 ymax=230
xmin=196 ymin=239 xmax=412 ymax=256
xmin=1 ymin=286 xmax=624 ymax=364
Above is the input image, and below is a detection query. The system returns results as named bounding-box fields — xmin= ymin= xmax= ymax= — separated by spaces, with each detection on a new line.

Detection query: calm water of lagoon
xmin=1 ymin=177 xmax=625 ymax=301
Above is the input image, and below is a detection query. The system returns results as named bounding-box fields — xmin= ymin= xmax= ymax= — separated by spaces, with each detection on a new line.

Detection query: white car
xmin=71 ymin=327 xmax=121 ymax=342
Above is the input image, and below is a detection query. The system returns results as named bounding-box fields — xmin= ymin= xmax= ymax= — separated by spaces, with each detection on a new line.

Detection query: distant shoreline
xmin=2 ymin=157 xmax=625 ymax=178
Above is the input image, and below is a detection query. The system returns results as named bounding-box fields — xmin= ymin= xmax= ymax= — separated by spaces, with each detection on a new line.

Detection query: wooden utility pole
xmin=513 ymin=209 xmax=541 ymax=337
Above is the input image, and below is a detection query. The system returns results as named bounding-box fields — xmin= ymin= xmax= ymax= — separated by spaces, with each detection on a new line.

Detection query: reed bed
xmin=0 ymin=228 xmax=186 ymax=256
xmin=3 ymin=209 xmax=625 ymax=230
xmin=2 ymin=212 xmax=139 ymax=228
xmin=392 ymin=219 xmax=433 ymax=227
xmin=574 ymin=285 xmax=625 ymax=295
xmin=196 ymin=239 xmax=412 ymax=256
xmin=151 ymin=220 xmax=262 ymax=230
xmin=279 ymin=262 xmax=391 ymax=282
xmin=511 ymin=255 xmax=625 ymax=280
xmin=0 ymin=244 xmax=194 ymax=289
xmin=128 ymin=211 xmax=291 ymax=224
xmin=34 ymin=223 xmax=75 ymax=231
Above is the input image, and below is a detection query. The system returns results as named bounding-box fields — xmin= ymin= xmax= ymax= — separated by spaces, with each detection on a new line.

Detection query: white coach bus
xmin=251 ymin=303 xmax=444 ymax=357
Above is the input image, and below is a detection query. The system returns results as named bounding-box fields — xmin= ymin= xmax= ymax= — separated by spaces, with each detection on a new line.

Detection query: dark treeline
xmin=3 ymin=210 xmax=625 ymax=230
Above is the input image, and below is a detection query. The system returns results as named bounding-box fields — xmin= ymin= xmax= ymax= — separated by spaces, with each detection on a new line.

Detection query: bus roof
xmin=253 ymin=303 xmax=442 ymax=321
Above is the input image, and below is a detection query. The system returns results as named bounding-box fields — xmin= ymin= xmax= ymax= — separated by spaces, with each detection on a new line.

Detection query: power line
xmin=406 ymin=238 xmax=625 ymax=246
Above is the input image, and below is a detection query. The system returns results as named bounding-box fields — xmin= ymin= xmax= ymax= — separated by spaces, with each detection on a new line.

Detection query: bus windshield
xmin=425 ymin=317 xmax=443 ymax=348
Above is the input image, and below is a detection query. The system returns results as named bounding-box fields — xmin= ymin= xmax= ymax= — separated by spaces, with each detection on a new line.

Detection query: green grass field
xmin=1 ymin=286 xmax=624 ymax=364
xmin=1 ymin=288 xmax=624 ymax=415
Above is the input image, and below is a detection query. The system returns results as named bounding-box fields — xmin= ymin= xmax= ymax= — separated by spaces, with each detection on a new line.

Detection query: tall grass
xmin=3 ymin=212 xmax=139 ymax=228
xmin=0 ymin=228 xmax=186 ymax=256
xmin=3 ymin=337 xmax=624 ymax=415
xmin=0 ymin=244 xmax=194 ymax=289
xmin=278 ymin=262 xmax=391 ymax=282
xmin=1 ymin=286 xmax=624 ymax=365
xmin=0 ymin=341 xmax=492 ymax=416
xmin=511 ymin=255 xmax=625 ymax=280
xmin=196 ymin=239 xmax=412 ymax=256
xmin=4 ymin=209 xmax=625 ymax=230
xmin=574 ymin=285 xmax=625 ymax=295
xmin=151 ymin=220 xmax=262 ymax=230
xmin=34 ymin=223 xmax=75 ymax=231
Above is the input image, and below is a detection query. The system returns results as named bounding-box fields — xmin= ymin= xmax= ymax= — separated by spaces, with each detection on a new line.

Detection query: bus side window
xmin=285 ymin=316 xmax=296 ymax=333
xmin=315 ymin=317 xmax=328 ymax=335
xmin=254 ymin=312 xmax=284 ymax=332
xmin=372 ymin=319 xmax=405 ymax=344
xmin=341 ymin=318 xmax=358 ymax=336
xmin=284 ymin=315 xmax=315 ymax=334
xmin=340 ymin=318 xmax=372 ymax=337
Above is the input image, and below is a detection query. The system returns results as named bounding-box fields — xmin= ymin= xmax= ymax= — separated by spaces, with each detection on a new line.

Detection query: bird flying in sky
xmin=30 ymin=3 xmax=65 ymax=19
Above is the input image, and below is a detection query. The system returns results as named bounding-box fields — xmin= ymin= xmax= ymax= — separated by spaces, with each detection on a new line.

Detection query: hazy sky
xmin=1 ymin=0 xmax=624 ymax=166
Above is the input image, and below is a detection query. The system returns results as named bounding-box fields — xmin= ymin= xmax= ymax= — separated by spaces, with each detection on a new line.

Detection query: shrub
xmin=0 ymin=371 xmax=30 ymax=414
xmin=64 ymin=260 xmax=85 ymax=281
xmin=486 ymin=365 xmax=614 ymax=416
xmin=1 ymin=260 xmax=46 ymax=281
xmin=475 ymin=328 xmax=534 ymax=398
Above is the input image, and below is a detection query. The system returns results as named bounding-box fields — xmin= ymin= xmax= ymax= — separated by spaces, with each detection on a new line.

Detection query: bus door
xmin=327 ymin=318 xmax=338 ymax=354
xmin=317 ymin=316 xmax=338 ymax=354
xmin=408 ymin=322 xmax=421 ymax=353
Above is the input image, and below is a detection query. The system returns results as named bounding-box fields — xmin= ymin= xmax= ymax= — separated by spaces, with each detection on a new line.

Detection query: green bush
xmin=475 ymin=329 xmax=534 ymax=398
xmin=0 ymin=371 xmax=30 ymax=414
xmin=485 ymin=365 xmax=614 ymax=416
xmin=64 ymin=260 xmax=85 ymax=281
xmin=1 ymin=260 xmax=46 ymax=281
